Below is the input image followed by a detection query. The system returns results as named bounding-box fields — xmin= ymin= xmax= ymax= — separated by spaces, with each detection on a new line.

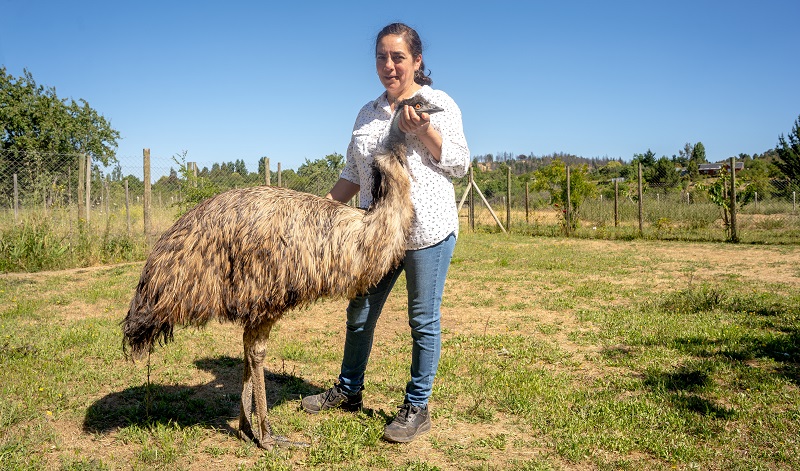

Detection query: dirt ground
xmin=6 ymin=238 xmax=800 ymax=470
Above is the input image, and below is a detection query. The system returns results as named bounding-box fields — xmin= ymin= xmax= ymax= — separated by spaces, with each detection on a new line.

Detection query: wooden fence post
xmin=565 ymin=165 xmax=571 ymax=237
xmin=13 ymin=173 xmax=19 ymax=223
xmin=469 ymin=165 xmax=475 ymax=231
xmin=729 ymin=156 xmax=739 ymax=243
xmin=78 ymin=155 xmax=85 ymax=220
xmin=277 ymin=162 xmax=282 ymax=187
xmin=264 ymin=157 xmax=270 ymax=186
xmin=506 ymin=166 xmax=511 ymax=232
xmin=525 ymin=182 xmax=529 ymax=224
xmin=143 ymin=148 xmax=152 ymax=238
xmin=637 ymin=161 xmax=643 ymax=237
xmin=85 ymin=154 xmax=91 ymax=223
xmin=614 ymin=178 xmax=619 ymax=227
xmin=125 ymin=178 xmax=131 ymax=236
xmin=104 ymin=178 xmax=110 ymax=214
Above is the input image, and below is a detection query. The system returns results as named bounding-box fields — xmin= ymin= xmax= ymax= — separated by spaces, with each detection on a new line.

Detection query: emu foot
xmin=237 ymin=404 xmax=309 ymax=449
xmin=236 ymin=423 xmax=309 ymax=449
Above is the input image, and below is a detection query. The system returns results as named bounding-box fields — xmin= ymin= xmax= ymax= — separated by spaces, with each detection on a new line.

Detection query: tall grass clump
xmin=0 ymin=217 xmax=147 ymax=272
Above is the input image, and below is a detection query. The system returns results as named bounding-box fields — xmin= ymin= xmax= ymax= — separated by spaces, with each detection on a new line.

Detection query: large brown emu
xmin=122 ymin=96 xmax=443 ymax=449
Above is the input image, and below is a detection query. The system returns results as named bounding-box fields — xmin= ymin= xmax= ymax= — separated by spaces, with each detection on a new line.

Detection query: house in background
xmin=698 ymin=161 xmax=744 ymax=176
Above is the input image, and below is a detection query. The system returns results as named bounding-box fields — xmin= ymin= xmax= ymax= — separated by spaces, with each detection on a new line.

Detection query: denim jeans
xmin=337 ymin=232 xmax=456 ymax=406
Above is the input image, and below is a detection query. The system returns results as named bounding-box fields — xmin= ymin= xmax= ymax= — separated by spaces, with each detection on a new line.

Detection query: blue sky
xmin=2 ymin=1 xmax=799 ymax=175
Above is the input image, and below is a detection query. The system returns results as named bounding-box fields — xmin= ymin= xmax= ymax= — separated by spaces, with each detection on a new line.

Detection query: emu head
xmin=383 ymin=95 xmax=444 ymax=160
xmin=371 ymin=95 xmax=444 ymax=205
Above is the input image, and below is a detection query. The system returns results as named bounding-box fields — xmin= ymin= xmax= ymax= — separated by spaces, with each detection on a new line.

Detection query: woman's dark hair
xmin=376 ymin=22 xmax=432 ymax=86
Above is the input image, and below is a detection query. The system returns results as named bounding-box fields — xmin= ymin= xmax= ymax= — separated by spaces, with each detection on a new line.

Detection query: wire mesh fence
xmin=1 ymin=149 xmax=798 ymax=270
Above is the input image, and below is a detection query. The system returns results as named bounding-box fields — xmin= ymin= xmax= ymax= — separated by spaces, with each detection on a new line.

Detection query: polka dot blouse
xmin=340 ymin=86 xmax=470 ymax=250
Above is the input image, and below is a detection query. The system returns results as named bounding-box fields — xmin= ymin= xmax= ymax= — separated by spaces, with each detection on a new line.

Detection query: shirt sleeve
xmin=340 ymin=135 xmax=360 ymax=185
xmin=428 ymin=91 xmax=470 ymax=178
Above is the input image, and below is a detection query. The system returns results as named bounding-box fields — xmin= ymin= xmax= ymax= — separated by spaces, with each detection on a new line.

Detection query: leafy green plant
xmin=171 ymin=151 xmax=222 ymax=217
xmin=532 ymin=160 xmax=598 ymax=231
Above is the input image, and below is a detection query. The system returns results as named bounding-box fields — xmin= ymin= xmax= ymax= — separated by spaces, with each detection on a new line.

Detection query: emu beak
xmin=417 ymin=103 xmax=444 ymax=115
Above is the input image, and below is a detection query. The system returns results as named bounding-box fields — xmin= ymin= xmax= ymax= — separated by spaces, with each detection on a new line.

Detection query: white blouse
xmin=340 ymin=85 xmax=470 ymax=250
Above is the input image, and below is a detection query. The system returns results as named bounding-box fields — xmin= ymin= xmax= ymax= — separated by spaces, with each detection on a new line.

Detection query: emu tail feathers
xmin=122 ymin=285 xmax=175 ymax=361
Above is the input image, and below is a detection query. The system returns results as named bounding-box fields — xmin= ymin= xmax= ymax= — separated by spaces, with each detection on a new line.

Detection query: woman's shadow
xmin=83 ymin=356 xmax=321 ymax=438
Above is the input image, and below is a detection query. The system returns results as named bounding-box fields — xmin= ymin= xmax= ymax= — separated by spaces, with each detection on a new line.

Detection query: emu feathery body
xmin=121 ymin=95 xmax=441 ymax=448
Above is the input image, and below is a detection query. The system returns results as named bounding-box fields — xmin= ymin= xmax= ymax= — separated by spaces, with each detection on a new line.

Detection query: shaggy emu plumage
xmin=122 ymin=96 xmax=443 ymax=448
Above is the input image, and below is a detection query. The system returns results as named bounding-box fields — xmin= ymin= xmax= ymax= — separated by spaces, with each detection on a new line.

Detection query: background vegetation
xmin=1 ymin=234 xmax=798 ymax=470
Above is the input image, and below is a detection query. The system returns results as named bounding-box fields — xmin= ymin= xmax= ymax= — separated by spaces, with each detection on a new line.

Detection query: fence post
xmin=125 ymin=178 xmax=131 ymax=235
xmin=85 ymin=154 xmax=91 ymax=223
xmin=277 ymin=162 xmax=282 ymax=187
xmin=469 ymin=165 xmax=475 ymax=231
xmin=143 ymin=148 xmax=152 ymax=238
xmin=614 ymin=178 xmax=619 ymax=227
xmin=13 ymin=173 xmax=19 ymax=223
xmin=264 ymin=157 xmax=270 ymax=186
xmin=525 ymin=182 xmax=529 ymax=224
xmin=565 ymin=165 xmax=571 ymax=237
xmin=637 ymin=161 xmax=643 ymax=236
xmin=506 ymin=166 xmax=511 ymax=232
xmin=104 ymin=178 xmax=110 ymax=215
xmin=729 ymin=156 xmax=739 ymax=243
xmin=78 ymin=155 xmax=85 ymax=220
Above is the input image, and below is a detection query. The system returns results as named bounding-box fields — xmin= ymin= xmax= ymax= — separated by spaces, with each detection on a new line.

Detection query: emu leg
xmin=238 ymin=322 xmax=275 ymax=449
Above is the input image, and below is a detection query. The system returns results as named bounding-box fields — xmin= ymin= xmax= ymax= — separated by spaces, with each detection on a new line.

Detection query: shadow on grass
xmin=650 ymin=288 xmax=800 ymax=386
xmin=668 ymin=332 xmax=800 ymax=386
xmin=83 ymin=355 xmax=323 ymax=438
xmin=643 ymin=363 xmax=737 ymax=419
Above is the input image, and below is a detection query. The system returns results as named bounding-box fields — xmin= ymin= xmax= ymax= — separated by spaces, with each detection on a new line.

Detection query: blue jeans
xmin=337 ymin=232 xmax=456 ymax=406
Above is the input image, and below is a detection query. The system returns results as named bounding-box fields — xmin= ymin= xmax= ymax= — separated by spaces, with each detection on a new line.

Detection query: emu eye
xmin=415 ymin=104 xmax=421 ymax=110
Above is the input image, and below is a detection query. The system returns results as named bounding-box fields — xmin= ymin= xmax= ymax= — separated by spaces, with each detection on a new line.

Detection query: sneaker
xmin=301 ymin=384 xmax=362 ymax=414
xmin=383 ymin=402 xmax=431 ymax=443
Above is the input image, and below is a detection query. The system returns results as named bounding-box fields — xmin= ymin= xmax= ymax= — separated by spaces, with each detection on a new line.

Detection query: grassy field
xmin=1 ymin=233 xmax=798 ymax=470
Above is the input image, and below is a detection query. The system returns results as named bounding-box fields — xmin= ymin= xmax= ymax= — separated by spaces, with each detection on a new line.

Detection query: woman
xmin=301 ymin=22 xmax=469 ymax=443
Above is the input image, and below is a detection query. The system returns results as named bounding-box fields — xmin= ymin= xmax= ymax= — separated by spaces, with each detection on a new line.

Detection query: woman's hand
xmin=397 ymin=104 xmax=443 ymax=161
xmin=398 ymin=105 xmax=432 ymax=136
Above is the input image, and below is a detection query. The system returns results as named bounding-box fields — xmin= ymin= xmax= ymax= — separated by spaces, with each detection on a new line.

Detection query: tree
xmin=645 ymin=156 xmax=681 ymax=190
xmin=0 ymin=67 xmax=119 ymax=162
xmin=691 ymin=142 xmax=706 ymax=164
xmin=532 ymin=160 xmax=597 ymax=230
xmin=1 ymin=67 xmax=120 ymax=203
xmin=677 ymin=142 xmax=694 ymax=166
xmin=774 ymin=114 xmax=800 ymax=181
xmin=293 ymin=153 xmax=346 ymax=196
xmin=633 ymin=149 xmax=656 ymax=167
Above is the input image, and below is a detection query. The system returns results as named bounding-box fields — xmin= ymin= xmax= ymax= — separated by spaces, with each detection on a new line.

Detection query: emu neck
xmin=384 ymin=109 xmax=407 ymax=157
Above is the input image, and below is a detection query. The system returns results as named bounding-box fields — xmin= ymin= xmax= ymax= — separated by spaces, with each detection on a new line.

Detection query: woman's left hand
xmin=398 ymin=105 xmax=431 ymax=136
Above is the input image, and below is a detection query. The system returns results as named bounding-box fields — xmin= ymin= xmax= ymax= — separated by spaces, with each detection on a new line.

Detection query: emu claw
xmin=273 ymin=435 xmax=311 ymax=448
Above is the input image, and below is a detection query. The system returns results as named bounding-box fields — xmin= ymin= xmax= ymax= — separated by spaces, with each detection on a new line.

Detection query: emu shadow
xmin=643 ymin=363 xmax=737 ymax=420
xmin=83 ymin=356 xmax=322 ymax=437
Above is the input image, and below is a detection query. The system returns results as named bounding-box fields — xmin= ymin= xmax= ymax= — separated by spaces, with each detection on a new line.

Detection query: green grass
xmin=0 ymin=233 xmax=798 ymax=469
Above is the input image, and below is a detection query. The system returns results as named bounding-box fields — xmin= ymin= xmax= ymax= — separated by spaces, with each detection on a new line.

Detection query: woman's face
xmin=376 ymin=34 xmax=421 ymax=100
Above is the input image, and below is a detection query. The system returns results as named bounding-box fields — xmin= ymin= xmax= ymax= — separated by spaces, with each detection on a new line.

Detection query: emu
xmin=122 ymin=96 xmax=443 ymax=449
